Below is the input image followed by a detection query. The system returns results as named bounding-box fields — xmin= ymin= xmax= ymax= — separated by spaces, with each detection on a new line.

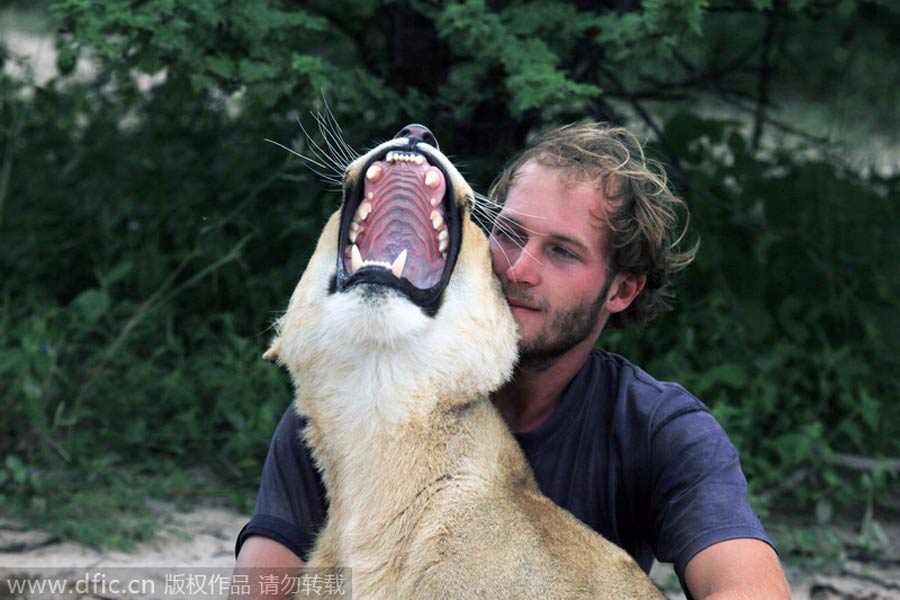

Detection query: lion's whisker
xmin=265 ymin=138 xmax=341 ymax=175
xmin=313 ymin=111 xmax=356 ymax=168
xmin=314 ymin=106 xmax=357 ymax=165
xmin=295 ymin=117 xmax=350 ymax=176
xmin=474 ymin=192 xmax=547 ymax=220
xmin=470 ymin=199 xmax=543 ymax=268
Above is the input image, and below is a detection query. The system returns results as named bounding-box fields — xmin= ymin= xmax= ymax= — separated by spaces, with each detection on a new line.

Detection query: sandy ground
xmin=0 ymin=504 xmax=246 ymax=599
xmin=2 ymin=504 xmax=899 ymax=599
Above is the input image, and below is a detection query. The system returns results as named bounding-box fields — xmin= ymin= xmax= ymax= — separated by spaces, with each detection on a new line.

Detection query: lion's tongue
xmin=356 ymin=158 xmax=447 ymax=289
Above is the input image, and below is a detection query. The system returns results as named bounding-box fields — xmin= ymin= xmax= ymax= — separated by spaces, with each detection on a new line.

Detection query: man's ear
xmin=605 ymin=273 xmax=646 ymax=314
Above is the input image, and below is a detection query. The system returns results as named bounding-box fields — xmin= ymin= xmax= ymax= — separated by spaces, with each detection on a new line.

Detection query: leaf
xmin=72 ymin=289 xmax=112 ymax=324
xmin=0 ymin=348 xmax=23 ymax=373
xmin=857 ymin=388 xmax=879 ymax=432
xmin=205 ymin=55 xmax=235 ymax=79
xmin=700 ymin=362 xmax=749 ymax=390
xmin=5 ymin=455 xmax=27 ymax=484
xmin=96 ymin=261 xmax=133 ymax=288
xmin=815 ymin=498 xmax=833 ymax=524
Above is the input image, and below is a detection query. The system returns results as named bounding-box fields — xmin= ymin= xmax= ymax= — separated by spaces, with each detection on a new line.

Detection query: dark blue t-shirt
xmin=235 ymin=349 xmax=773 ymax=591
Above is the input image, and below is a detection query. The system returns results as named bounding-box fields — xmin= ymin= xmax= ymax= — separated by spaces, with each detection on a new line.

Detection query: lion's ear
xmin=262 ymin=338 xmax=282 ymax=362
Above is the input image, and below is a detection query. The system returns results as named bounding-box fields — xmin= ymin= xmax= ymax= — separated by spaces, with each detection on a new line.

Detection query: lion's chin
xmin=325 ymin=284 xmax=432 ymax=348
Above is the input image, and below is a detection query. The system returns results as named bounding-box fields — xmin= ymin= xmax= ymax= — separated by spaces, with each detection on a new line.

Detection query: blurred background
xmin=1 ymin=0 xmax=897 ymax=584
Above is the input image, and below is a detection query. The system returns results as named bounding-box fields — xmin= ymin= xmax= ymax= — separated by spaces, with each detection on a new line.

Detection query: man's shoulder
xmin=588 ymin=348 xmax=709 ymax=431
xmin=270 ymin=404 xmax=310 ymax=451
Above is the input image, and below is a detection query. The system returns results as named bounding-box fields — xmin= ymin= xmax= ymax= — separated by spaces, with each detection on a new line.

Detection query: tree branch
xmin=827 ymin=452 xmax=900 ymax=474
xmin=670 ymin=49 xmax=836 ymax=148
xmin=751 ymin=2 xmax=780 ymax=152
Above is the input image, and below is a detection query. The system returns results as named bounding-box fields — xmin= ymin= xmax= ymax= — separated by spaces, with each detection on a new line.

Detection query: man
xmin=233 ymin=123 xmax=791 ymax=599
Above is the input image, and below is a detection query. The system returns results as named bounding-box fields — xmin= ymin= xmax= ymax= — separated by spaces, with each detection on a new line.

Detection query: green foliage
xmin=1 ymin=0 xmax=897 ymax=547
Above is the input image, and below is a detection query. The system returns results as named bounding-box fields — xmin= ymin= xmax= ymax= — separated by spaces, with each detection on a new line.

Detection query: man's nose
xmin=500 ymin=241 xmax=540 ymax=287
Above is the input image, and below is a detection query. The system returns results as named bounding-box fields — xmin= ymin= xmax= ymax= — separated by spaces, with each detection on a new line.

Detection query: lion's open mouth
xmin=334 ymin=136 xmax=461 ymax=314
xmin=343 ymin=150 xmax=448 ymax=289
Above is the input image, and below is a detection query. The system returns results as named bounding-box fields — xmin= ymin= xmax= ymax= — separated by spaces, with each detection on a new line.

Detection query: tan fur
xmin=266 ymin=135 xmax=664 ymax=599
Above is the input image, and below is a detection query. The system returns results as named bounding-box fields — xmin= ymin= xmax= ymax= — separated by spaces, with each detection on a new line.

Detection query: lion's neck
xmin=300 ymin=383 xmax=521 ymax=567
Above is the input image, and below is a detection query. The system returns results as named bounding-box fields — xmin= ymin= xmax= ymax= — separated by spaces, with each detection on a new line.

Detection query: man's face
xmin=489 ymin=161 xmax=615 ymax=363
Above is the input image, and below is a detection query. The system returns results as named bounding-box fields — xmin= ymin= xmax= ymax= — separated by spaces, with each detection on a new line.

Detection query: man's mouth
xmin=504 ymin=293 xmax=543 ymax=312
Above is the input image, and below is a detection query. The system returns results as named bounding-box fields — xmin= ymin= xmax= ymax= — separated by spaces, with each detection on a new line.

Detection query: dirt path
xmin=1 ymin=504 xmax=245 ymax=599
xmin=2 ymin=505 xmax=899 ymax=599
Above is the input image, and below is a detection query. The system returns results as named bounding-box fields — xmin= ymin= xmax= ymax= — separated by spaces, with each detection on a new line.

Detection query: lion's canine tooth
xmin=391 ymin=249 xmax=408 ymax=279
xmin=438 ymin=230 xmax=449 ymax=242
xmin=351 ymin=244 xmax=363 ymax=273
xmin=431 ymin=210 xmax=443 ymax=230
xmin=366 ymin=165 xmax=383 ymax=182
xmin=439 ymin=238 xmax=448 ymax=253
xmin=425 ymin=170 xmax=440 ymax=189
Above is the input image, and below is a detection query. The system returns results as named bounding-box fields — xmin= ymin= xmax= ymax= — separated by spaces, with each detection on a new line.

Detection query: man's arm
xmin=229 ymin=407 xmax=326 ymax=600
xmin=230 ymin=536 xmax=304 ymax=600
xmin=236 ymin=535 xmax=304 ymax=569
xmin=684 ymin=538 xmax=790 ymax=600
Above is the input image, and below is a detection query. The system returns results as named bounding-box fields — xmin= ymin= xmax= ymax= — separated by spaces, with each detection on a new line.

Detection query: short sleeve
xmin=648 ymin=402 xmax=774 ymax=581
xmin=234 ymin=405 xmax=328 ymax=561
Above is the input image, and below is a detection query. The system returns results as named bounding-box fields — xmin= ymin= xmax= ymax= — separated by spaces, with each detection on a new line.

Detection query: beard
xmin=503 ymin=276 xmax=613 ymax=369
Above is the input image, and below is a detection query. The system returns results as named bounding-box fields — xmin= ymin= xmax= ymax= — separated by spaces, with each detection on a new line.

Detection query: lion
xmin=263 ymin=124 xmax=664 ymax=599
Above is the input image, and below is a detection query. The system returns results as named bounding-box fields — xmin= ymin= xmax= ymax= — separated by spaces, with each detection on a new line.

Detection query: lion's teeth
xmin=356 ymin=202 xmax=372 ymax=222
xmin=386 ymin=151 xmax=395 ymax=163
xmin=441 ymin=251 xmax=447 ymax=260
xmin=430 ymin=197 xmax=440 ymax=207
xmin=349 ymin=229 xmax=358 ymax=243
xmin=438 ymin=238 xmax=448 ymax=253
xmin=351 ymin=244 xmax=363 ymax=273
xmin=391 ymin=249 xmax=407 ymax=279
xmin=350 ymin=221 xmax=359 ymax=232
xmin=425 ymin=170 xmax=440 ymax=189
xmin=366 ymin=164 xmax=383 ymax=182
xmin=438 ymin=230 xmax=449 ymax=242
xmin=431 ymin=210 xmax=443 ymax=230
xmin=414 ymin=155 xmax=425 ymax=165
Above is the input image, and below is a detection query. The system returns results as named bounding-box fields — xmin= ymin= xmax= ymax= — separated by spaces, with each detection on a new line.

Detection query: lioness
xmin=264 ymin=125 xmax=664 ymax=599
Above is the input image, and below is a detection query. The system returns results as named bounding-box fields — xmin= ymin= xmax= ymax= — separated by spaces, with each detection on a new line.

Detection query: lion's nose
xmin=395 ymin=124 xmax=439 ymax=150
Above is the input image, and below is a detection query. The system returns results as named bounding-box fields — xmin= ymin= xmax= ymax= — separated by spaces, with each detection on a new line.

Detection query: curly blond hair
xmin=489 ymin=122 xmax=698 ymax=330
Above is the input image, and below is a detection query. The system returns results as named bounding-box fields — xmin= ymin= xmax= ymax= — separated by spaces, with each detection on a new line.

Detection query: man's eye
xmin=495 ymin=229 xmax=525 ymax=245
xmin=552 ymin=246 xmax=576 ymax=259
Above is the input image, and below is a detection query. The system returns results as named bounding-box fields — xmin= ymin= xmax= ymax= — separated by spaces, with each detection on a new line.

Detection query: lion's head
xmin=265 ymin=125 xmax=517 ymax=427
